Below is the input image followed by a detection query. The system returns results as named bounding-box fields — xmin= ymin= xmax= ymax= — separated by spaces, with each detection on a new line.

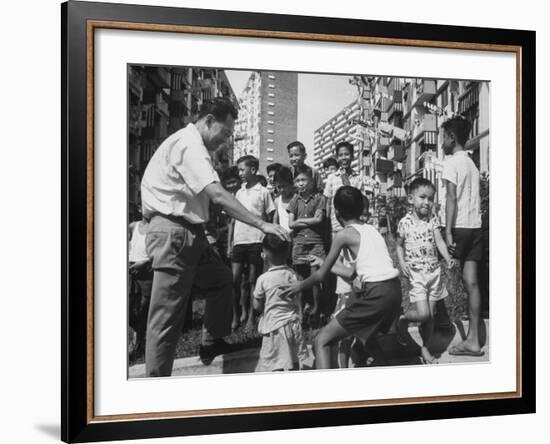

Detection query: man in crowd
xmin=141 ymin=97 xmax=288 ymax=377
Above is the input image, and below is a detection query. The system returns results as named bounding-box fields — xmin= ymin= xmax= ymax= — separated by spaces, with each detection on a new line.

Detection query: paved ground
xmin=129 ymin=319 xmax=489 ymax=378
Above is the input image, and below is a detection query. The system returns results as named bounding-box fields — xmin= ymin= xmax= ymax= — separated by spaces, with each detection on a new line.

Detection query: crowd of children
xmin=129 ymin=115 xmax=486 ymax=372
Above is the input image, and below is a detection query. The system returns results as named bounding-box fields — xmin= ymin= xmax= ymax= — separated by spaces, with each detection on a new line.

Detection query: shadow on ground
xmin=34 ymin=424 xmax=59 ymax=440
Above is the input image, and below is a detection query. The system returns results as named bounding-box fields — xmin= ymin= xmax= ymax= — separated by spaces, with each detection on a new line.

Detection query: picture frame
xmin=61 ymin=0 xmax=536 ymax=442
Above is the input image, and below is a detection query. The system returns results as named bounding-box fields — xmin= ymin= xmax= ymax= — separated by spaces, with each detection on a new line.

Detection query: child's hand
xmin=445 ymin=232 xmax=456 ymax=255
xmin=447 ymin=258 xmax=459 ymax=269
xmin=306 ymin=255 xmax=324 ymax=268
xmin=279 ymin=282 xmax=302 ymax=301
xmin=399 ymin=262 xmax=412 ymax=279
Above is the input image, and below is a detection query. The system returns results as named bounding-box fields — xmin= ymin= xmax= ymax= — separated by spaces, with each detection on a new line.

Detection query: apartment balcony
xmin=376 ymin=136 xmax=391 ymax=155
xmin=403 ymin=80 xmax=436 ymax=115
xmin=458 ymin=82 xmax=480 ymax=114
xmin=375 ymin=158 xmax=394 ymax=174
xmin=146 ymin=67 xmax=171 ymax=89
xmin=171 ymin=89 xmax=188 ymax=104
xmin=387 ymin=171 xmax=403 ymax=190
xmin=141 ymin=126 xmax=156 ymax=140
xmin=388 ymin=90 xmax=403 ymax=118
xmin=129 ymin=69 xmax=145 ymax=100
xmin=155 ymin=93 xmax=170 ymax=117
xmin=388 ymin=144 xmax=406 ymax=162
xmin=412 ymin=79 xmax=436 ymax=108
xmin=375 ymin=96 xmax=392 ymax=114
xmin=129 ymin=105 xmax=144 ymax=137
xmin=412 ymin=114 xmax=437 ymax=143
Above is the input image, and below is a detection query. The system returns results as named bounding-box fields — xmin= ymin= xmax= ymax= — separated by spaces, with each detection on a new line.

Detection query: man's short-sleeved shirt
xmin=324 ymin=168 xmax=363 ymax=232
xmin=397 ymin=213 xmax=441 ymax=272
xmin=141 ymin=124 xmax=219 ymax=224
xmin=253 ymin=265 xmax=301 ymax=334
xmin=233 ymin=182 xmax=275 ymax=245
xmin=287 ymin=192 xmax=326 ymax=245
xmin=441 ymin=151 xmax=481 ymax=229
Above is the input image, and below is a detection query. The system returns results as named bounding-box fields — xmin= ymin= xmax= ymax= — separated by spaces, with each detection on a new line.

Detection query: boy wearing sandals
xmin=441 ymin=116 xmax=485 ymax=357
xmin=395 ymin=178 xmax=456 ymax=364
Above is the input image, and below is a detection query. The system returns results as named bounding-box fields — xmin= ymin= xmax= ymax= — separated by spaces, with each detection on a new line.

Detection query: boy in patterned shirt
xmin=395 ymin=178 xmax=456 ymax=364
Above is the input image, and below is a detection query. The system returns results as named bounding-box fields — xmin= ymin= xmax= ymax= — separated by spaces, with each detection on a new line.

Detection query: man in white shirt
xmin=441 ymin=116 xmax=484 ymax=357
xmin=141 ymin=98 xmax=288 ymax=376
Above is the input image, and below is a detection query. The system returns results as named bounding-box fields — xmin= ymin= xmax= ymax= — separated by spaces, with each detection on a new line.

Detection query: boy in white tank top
xmin=280 ymin=186 xmax=401 ymax=369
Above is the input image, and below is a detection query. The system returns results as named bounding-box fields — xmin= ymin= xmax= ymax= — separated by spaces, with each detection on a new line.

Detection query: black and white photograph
xmin=127 ymin=66 xmax=491 ymax=378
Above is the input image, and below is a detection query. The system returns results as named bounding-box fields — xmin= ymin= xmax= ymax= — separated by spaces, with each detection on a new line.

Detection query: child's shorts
xmin=259 ymin=318 xmax=311 ymax=371
xmin=332 ymin=292 xmax=352 ymax=319
xmin=231 ymin=243 xmax=263 ymax=265
xmin=292 ymin=242 xmax=325 ymax=266
xmin=409 ymin=266 xmax=448 ymax=303
xmin=335 ymin=277 xmax=402 ymax=342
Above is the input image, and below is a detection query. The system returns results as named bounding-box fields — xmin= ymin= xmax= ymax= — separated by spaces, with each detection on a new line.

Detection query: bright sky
xmin=226 ymin=70 xmax=357 ymax=160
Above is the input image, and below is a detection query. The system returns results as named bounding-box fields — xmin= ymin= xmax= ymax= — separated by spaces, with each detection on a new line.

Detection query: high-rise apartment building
xmin=312 ymin=76 xmax=490 ymax=199
xmin=233 ymin=71 xmax=298 ymax=175
xmin=312 ymin=101 xmax=364 ymax=180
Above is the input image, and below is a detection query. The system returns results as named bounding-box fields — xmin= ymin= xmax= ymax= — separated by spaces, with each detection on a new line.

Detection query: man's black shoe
xmin=199 ymin=339 xmax=238 ymax=366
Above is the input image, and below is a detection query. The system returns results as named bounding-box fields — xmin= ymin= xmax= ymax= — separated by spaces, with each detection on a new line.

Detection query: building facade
xmin=312 ymin=76 xmax=490 ymax=201
xmin=128 ymin=65 xmax=238 ymax=220
xmin=312 ymin=100 xmax=364 ymax=180
xmin=233 ymin=71 xmax=298 ymax=175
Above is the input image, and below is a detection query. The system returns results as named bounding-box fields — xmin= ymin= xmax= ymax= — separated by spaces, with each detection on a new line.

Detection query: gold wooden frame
xmin=85 ymin=20 xmax=523 ymax=424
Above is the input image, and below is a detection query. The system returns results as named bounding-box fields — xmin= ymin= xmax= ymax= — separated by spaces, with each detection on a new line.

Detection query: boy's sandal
xmin=420 ymin=356 xmax=439 ymax=365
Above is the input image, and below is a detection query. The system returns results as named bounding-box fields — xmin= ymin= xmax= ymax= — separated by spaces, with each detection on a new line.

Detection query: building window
xmin=268 ymin=74 xmax=276 ymax=80
xmin=267 ymin=129 xmax=274 ymax=134
xmin=268 ymin=102 xmax=275 ymax=107
xmin=267 ymin=156 xmax=274 ymax=161
xmin=268 ymin=84 xmax=275 ymax=89
xmin=267 ymin=120 xmax=274 ymax=125
xmin=267 ymin=139 xmax=274 ymax=143
xmin=268 ymin=93 xmax=275 ymax=98
xmin=441 ymin=89 xmax=449 ymax=109
xmin=267 ymin=147 xmax=274 ymax=152
xmin=268 ymin=111 xmax=275 ymax=116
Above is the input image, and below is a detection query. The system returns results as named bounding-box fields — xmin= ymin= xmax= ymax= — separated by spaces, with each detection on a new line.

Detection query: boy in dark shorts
xmin=287 ymin=165 xmax=326 ymax=324
xmin=232 ymin=155 xmax=276 ymax=330
xmin=281 ymin=186 xmax=401 ymax=369
xmin=441 ymin=116 xmax=484 ymax=357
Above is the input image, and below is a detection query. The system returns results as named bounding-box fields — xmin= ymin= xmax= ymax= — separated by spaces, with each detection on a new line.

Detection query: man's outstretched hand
xmin=261 ymin=222 xmax=290 ymax=241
